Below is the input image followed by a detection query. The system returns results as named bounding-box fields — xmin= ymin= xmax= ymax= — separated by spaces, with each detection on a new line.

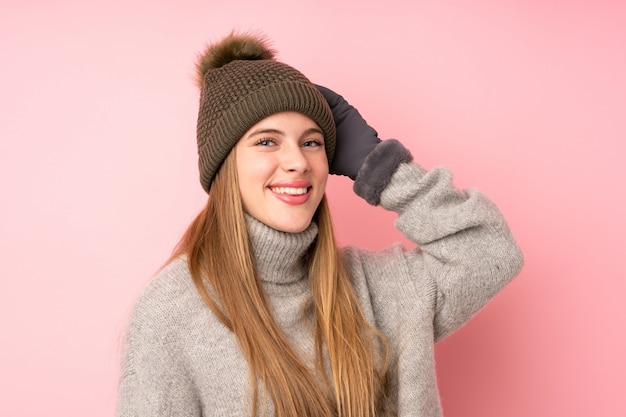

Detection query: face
xmin=235 ymin=111 xmax=329 ymax=233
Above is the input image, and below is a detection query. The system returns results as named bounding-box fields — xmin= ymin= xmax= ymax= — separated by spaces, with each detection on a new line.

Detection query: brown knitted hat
xmin=195 ymin=33 xmax=336 ymax=194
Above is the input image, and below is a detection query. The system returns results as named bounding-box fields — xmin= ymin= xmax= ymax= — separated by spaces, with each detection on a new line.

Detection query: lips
xmin=268 ymin=180 xmax=312 ymax=205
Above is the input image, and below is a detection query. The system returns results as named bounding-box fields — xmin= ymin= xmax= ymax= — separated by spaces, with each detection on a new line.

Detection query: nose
xmin=280 ymin=142 xmax=310 ymax=173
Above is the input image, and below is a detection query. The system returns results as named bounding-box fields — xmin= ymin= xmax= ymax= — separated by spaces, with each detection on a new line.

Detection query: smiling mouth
xmin=270 ymin=186 xmax=309 ymax=195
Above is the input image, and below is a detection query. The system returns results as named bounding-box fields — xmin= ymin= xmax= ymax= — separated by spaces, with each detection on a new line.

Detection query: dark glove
xmin=316 ymin=85 xmax=381 ymax=180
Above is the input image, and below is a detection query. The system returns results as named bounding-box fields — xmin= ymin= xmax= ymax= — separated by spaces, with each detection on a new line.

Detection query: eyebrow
xmin=246 ymin=127 xmax=324 ymax=140
xmin=247 ymin=128 xmax=283 ymax=138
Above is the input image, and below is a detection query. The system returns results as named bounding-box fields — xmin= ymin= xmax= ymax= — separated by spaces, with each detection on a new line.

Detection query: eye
xmin=255 ymin=138 xmax=276 ymax=147
xmin=302 ymin=139 xmax=324 ymax=148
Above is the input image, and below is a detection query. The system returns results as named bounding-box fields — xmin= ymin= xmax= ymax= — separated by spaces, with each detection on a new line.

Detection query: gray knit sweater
xmin=117 ymin=150 xmax=523 ymax=416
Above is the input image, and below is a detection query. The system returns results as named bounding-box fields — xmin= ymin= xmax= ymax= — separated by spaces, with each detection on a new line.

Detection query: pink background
xmin=1 ymin=1 xmax=624 ymax=416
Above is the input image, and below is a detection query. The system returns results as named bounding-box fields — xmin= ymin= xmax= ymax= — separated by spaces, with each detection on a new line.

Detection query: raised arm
xmin=319 ymin=85 xmax=523 ymax=340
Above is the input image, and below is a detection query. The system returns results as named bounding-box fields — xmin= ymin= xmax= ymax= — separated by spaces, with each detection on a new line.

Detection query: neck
xmin=245 ymin=214 xmax=318 ymax=288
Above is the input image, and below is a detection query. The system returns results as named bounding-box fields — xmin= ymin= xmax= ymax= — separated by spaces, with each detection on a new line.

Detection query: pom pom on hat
xmin=194 ymin=31 xmax=336 ymax=194
xmin=195 ymin=32 xmax=276 ymax=89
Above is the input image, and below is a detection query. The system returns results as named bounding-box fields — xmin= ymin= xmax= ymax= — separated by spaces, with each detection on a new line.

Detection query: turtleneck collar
xmin=245 ymin=214 xmax=318 ymax=289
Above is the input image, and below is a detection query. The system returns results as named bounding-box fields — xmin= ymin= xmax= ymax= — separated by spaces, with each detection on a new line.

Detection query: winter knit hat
xmin=195 ymin=32 xmax=336 ymax=193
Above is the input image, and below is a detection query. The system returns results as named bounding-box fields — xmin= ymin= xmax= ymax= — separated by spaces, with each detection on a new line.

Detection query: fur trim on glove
xmin=353 ymin=139 xmax=413 ymax=205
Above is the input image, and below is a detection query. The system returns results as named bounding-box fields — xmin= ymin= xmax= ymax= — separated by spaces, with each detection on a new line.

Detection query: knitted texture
xmin=197 ymin=58 xmax=336 ymax=193
xmin=117 ymin=156 xmax=524 ymax=416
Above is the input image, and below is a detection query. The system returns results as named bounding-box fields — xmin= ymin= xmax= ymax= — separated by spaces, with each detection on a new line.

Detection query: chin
xmin=272 ymin=221 xmax=312 ymax=234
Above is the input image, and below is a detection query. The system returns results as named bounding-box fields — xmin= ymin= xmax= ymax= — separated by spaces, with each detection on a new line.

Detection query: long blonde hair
xmin=171 ymin=148 xmax=391 ymax=416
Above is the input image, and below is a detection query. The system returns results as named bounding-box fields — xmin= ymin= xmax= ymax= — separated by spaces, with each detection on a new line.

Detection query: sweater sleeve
xmin=117 ymin=292 xmax=202 ymax=417
xmin=354 ymin=140 xmax=524 ymax=341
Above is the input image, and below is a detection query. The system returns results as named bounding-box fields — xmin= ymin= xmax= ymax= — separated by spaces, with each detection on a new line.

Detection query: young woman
xmin=117 ymin=32 xmax=523 ymax=417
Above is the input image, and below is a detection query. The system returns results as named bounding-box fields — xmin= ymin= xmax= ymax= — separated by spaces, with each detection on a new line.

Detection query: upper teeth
xmin=272 ymin=187 xmax=308 ymax=195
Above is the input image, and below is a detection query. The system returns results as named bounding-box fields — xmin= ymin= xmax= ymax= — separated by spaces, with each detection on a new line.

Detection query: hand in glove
xmin=316 ymin=85 xmax=381 ymax=180
xmin=317 ymin=84 xmax=413 ymax=205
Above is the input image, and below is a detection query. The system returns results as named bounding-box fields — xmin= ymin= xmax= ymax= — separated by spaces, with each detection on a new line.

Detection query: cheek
xmin=313 ymin=154 xmax=329 ymax=179
xmin=236 ymin=155 xmax=277 ymax=209
xmin=244 ymin=160 xmax=274 ymax=182
xmin=237 ymin=152 xmax=270 ymax=182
